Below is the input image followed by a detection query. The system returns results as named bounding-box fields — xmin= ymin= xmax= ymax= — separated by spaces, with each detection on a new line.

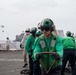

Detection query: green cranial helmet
xmin=66 ymin=31 xmax=71 ymax=36
xmin=30 ymin=27 xmax=37 ymax=33
xmin=36 ymin=30 xmax=42 ymax=37
xmin=41 ymin=18 xmax=54 ymax=27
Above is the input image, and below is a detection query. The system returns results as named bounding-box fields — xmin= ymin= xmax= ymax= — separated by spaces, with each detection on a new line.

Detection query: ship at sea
xmin=0 ymin=32 xmax=24 ymax=51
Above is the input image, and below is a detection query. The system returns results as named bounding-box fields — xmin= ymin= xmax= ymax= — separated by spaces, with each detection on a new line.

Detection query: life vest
xmin=39 ymin=33 xmax=59 ymax=70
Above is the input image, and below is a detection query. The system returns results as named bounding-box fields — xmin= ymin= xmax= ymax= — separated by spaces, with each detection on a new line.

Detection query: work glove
xmin=29 ymin=49 xmax=33 ymax=56
xmin=20 ymin=44 xmax=23 ymax=48
xmin=52 ymin=53 xmax=60 ymax=60
xmin=29 ymin=49 xmax=33 ymax=52
xmin=36 ymin=53 xmax=42 ymax=60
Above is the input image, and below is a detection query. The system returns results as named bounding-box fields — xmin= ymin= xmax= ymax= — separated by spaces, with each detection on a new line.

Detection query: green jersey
xmin=33 ymin=33 xmax=63 ymax=70
xmin=62 ymin=36 xmax=76 ymax=50
xmin=24 ymin=34 xmax=36 ymax=55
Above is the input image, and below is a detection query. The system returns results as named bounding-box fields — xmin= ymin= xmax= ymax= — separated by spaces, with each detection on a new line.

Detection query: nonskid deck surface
xmin=0 ymin=51 xmax=72 ymax=75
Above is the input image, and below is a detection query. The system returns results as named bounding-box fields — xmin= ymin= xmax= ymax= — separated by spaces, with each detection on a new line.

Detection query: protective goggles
xmin=36 ymin=34 xmax=40 ymax=37
xmin=41 ymin=26 xmax=50 ymax=31
xmin=25 ymin=31 xmax=30 ymax=32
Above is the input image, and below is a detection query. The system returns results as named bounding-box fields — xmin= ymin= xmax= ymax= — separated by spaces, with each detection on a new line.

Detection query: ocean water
xmin=0 ymin=40 xmax=21 ymax=50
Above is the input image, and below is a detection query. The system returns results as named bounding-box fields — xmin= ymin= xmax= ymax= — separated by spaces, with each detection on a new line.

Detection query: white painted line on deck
xmin=0 ymin=59 xmax=23 ymax=61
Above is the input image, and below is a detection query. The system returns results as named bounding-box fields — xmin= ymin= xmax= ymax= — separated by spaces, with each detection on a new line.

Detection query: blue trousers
xmin=61 ymin=49 xmax=75 ymax=75
xmin=33 ymin=60 xmax=41 ymax=75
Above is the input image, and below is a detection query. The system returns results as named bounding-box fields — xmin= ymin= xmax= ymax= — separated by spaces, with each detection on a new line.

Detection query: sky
xmin=0 ymin=0 xmax=76 ymax=40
